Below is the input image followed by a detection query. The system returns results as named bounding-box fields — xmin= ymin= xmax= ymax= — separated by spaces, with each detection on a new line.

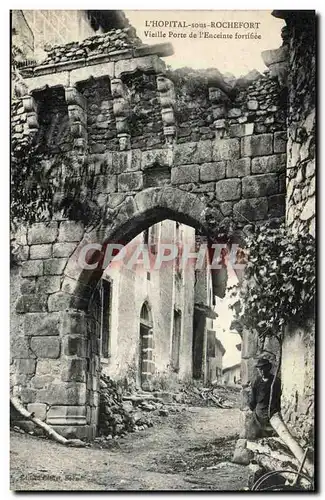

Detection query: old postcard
xmin=10 ymin=9 xmax=316 ymax=491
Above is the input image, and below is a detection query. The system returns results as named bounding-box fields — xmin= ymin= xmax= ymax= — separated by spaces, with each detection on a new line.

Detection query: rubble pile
xmin=98 ymin=375 xmax=180 ymax=439
xmin=40 ymin=27 xmax=143 ymax=67
xmin=98 ymin=375 xmax=136 ymax=437
xmin=181 ymin=384 xmax=241 ymax=408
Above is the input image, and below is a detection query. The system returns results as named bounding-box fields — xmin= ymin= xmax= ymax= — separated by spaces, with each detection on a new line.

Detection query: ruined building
xmin=11 ymin=10 xmax=315 ymax=442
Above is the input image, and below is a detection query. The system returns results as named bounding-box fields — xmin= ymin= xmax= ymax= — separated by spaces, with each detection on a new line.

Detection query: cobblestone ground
xmin=10 ymin=407 xmax=249 ymax=491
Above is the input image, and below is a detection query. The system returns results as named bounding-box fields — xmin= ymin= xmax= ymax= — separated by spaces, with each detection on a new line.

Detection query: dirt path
xmin=10 ymin=406 xmax=249 ymax=491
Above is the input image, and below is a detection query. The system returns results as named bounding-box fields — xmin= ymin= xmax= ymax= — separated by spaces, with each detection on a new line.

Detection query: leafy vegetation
xmin=229 ymin=222 xmax=316 ymax=342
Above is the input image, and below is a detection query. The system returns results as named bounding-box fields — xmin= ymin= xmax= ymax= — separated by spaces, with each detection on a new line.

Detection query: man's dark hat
xmin=256 ymin=358 xmax=272 ymax=368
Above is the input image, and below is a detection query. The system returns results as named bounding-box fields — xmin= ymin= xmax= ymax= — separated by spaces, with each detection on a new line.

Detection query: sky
xmin=125 ymin=10 xmax=285 ymax=77
xmin=213 ymin=265 xmax=242 ymax=369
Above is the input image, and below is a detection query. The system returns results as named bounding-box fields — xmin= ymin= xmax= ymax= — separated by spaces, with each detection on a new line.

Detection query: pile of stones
xmin=40 ymin=27 xmax=142 ymax=66
xmin=98 ymin=375 xmax=136 ymax=437
xmin=98 ymin=375 xmax=177 ymax=439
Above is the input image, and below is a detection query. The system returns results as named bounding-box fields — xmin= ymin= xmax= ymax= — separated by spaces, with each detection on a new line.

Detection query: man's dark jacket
xmin=249 ymin=375 xmax=281 ymax=422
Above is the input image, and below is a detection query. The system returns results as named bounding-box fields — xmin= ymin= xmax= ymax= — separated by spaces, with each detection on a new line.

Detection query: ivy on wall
xmin=229 ymin=222 xmax=316 ymax=342
xmin=11 ymin=134 xmax=103 ymax=228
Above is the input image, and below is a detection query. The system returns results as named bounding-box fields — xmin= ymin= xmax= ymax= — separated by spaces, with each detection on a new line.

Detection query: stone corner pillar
xmin=21 ymin=94 xmax=39 ymax=136
xmin=111 ymin=78 xmax=131 ymax=151
xmin=64 ymin=86 xmax=88 ymax=154
xmin=156 ymin=74 xmax=177 ymax=145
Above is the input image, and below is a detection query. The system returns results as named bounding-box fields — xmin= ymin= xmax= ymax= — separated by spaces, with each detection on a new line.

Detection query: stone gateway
xmin=11 ymin=10 xmax=315 ymax=443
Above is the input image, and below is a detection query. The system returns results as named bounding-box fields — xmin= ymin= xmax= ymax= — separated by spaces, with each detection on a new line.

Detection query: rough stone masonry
xmin=10 ymin=11 xmax=315 ymax=441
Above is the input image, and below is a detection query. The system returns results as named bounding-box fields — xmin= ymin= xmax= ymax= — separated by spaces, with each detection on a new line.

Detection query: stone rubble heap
xmin=98 ymin=375 xmax=177 ymax=439
xmin=181 ymin=384 xmax=241 ymax=408
xmin=40 ymin=27 xmax=143 ymax=67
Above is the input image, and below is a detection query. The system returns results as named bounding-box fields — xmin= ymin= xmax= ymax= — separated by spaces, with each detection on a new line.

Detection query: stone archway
xmin=11 ymin=24 xmax=288 ymax=439
xmin=13 ymin=187 xmax=209 ymax=439
xmin=11 ymin=180 xmax=284 ymax=439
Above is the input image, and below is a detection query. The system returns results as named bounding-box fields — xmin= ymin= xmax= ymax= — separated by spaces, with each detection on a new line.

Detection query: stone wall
xmin=285 ymin=12 xmax=316 ymax=238
xmin=281 ymin=317 xmax=315 ymax=445
xmin=11 ymin=24 xmax=289 ymax=438
xmin=280 ymin=11 xmax=316 ymax=445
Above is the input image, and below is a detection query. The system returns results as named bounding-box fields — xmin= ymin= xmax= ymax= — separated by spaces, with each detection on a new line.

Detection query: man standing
xmin=249 ymin=358 xmax=281 ymax=434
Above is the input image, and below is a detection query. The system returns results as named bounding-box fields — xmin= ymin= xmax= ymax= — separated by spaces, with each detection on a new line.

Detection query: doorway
xmin=139 ymin=302 xmax=154 ymax=390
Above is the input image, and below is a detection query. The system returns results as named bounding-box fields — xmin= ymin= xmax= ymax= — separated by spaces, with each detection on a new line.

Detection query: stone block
xmin=30 ymin=336 xmax=61 ymax=359
xmin=63 ymin=335 xmax=87 ymax=357
xmin=16 ymin=294 xmax=47 ymax=313
xmin=226 ymin=158 xmax=251 ymax=178
xmin=95 ymin=175 xmax=117 ymax=194
xmin=48 ymin=292 xmax=72 ymax=312
xmin=21 ymin=260 xmax=43 ymax=277
xmin=14 ymin=227 xmax=27 ymax=246
xmin=61 ymin=358 xmax=87 ymax=382
xmin=309 ymin=217 xmax=315 ymax=238
xmin=241 ymin=358 xmax=256 ymax=385
xmin=61 ymin=276 xmax=79 ymax=295
xmin=241 ymin=328 xmax=259 ymax=359
xmin=11 ymin=337 xmax=33 ymax=359
xmin=19 ymin=388 xmax=37 ymax=403
xmin=16 ymin=359 xmax=36 ymax=375
xmin=52 ymin=242 xmax=77 ymax=258
xmin=215 ymin=119 xmax=226 ymax=129
xmin=43 ymin=258 xmax=67 ymax=275
xmin=233 ymin=198 xmax=268 ymax=222
xmin=212 ymin=105 xmax=226 ymax=119
xmin=242 ymin=174 xmax=278 ymax=198
xmin=220 ymin=202 xmax=233 ymax=216
xmin=267 ymin=194 xmax=285 ymax=217
xmin=60 ymin=311 xmax=88 ymax=337
xmin=239 ymin=410 xmax=260 ymax=439
xmin=229 ymin=123 xmax=254 ymax=138
xmin=247 ymin=100 xmax=258 ymax=110
xmin=309 ymin=177 xmax=315 ymax=196
xmin=111 ymin=152 xmax=130 ymax=174
xmin=174 ymin=141 xmax=212 ymax=165
xmin=27 ymin=403 xmax=47 ymax=421
xmin=215 ymin=179 xmax=241 ymax=201
xmin=46 ymin=405 xmax=87 ymax=426
xmin=32 ymin=375 xmax=55 ymax=389
xmin=24 ymin=312 xmax=60 ymax=337
xmin=274 ymin=131 xmax=287 ymax=153
xmin=228 ymin=108 xmax=241 ymax=117
xmin=200 ymin=161 xmax=226 ymax=182
xmin=58 ymin=221 xmax=84 ymax=242
xmin=192 ymin=182 xmax=215 ymax=193
xmin=20 ymin=278 xmax=36 ymax=294
xmin=300 ymin=196 xmax=315 ymax=221
xmin=29 ymin=244 xmax=52 ymax=260
xmin=118 ymin=172 xmax=143 ymax=192
xmin=306 ymin=159 xmax=315 ymax=178
xmin=141 ymin=148 xmax=170 ymax=169
xmin=36 ymin=275 xmax=61 ymax=294
xmin=13 ymin=245 xmax=29 ymax=262
xmin=212 ymin=138 xmax=240 ymax=161
xmin=232 ymin=447 xmax=254 ymax=465
xmin=27 ymin=223 xmax=58 ymax=245
xmin=171 ymin=165 xmax=199 ymax=184
xmin=36 ymin=359 xmax=61 ymax=376
xmin=251 ymin=154 xmax=286 ymax=174
xmin=241 ymin=134 xmax=273 ymax=157
xmin=241 ymin=387 xmax=251 ymax=410
xmin=37 ymin=383 xmax=87 ymax=405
